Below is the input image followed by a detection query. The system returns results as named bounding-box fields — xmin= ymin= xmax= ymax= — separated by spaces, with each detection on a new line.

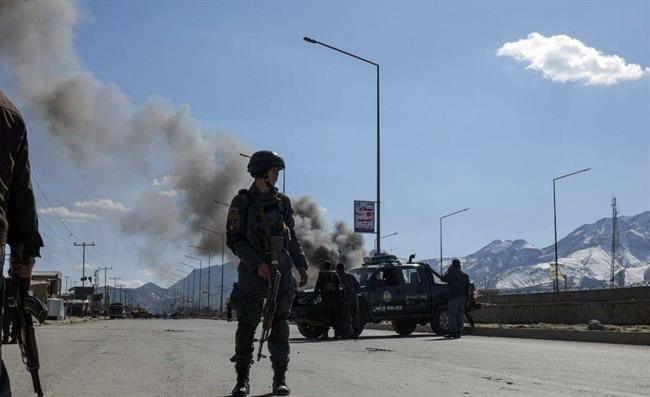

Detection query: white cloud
xmin=73 ymin=262 xmax=97 ymax=271
xmin=158 ymin=189 xmax=178 ymax=197
xmin=38 ymin=206 xmax=101 ymax=222
xmin=497 ymin=32 xmax=648 ymax=85
xmin=152 ymin=175 xmax=178 ymax=187
xmin=74 ymin=198 xmax=129 ymax=212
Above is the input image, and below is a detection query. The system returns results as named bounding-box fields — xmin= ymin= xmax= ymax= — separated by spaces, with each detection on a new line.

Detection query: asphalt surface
xmin=3 ymin=319 xmax=649 ymax=396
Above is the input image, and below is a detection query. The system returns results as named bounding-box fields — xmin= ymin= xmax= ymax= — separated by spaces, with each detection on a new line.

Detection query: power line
xmin=92 ymin=245 xmax=108 ymax=269
xmin=32 ymin=174 xmax=80 ymax=240
xmin=41 ymin=232 xmax=68 ymax=245
xmin=38 ymin=214 xmax=71 ymax=243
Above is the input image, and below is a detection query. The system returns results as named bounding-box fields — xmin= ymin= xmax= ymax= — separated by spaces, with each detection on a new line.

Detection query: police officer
xmin=336 ymin=262 xmax=361 ymax=338
xmin=226 ymin=151 xmax=308 ymax=397
xmin=314 ymin=261 xmax=343 ymax=340
xmin=0 ymin=89 xmax=43 ymax=395
xmin=441 ymin=258 xmax=470 ymax=339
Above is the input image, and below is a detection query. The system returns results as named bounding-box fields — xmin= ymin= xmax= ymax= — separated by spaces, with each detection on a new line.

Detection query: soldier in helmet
xmin=226 ymin=151 xmax=309 ymax=396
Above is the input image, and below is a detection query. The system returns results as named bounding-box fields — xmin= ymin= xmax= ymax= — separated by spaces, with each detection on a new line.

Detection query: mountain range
xmin=121 ymin=210 xmax=650 ymax=313
xmin=423 ymin=210 xmax=650 ymax=291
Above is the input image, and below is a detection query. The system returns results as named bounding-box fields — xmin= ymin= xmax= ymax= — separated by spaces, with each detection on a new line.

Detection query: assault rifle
xmin=4 ymin=274 xmax=47 ymax=396
xmin=256 ymin=236 xmax=283 ymax=361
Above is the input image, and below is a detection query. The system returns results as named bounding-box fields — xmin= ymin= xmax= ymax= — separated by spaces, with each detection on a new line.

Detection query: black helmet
xmin=247 ymin=151 xmax=285 ymax=178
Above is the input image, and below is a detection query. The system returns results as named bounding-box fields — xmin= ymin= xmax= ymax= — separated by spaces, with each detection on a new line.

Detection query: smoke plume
xmin=293 ymin=196 xmax=365 ymax=274
xmin=0 ymin=0 xmax=365 ymax=278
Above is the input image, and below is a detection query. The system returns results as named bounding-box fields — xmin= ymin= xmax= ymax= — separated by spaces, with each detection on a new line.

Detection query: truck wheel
xmin=297 ymin=322 xmax=324 ymax=339
xmin=431 ymin=306 xmax=450 ymax=335
xmin=391 ymin=320 xmax=417 ymax=336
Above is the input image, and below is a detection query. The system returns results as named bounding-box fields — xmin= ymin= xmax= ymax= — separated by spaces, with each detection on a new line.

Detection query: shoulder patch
xmin=227 ymin=207 xmax=239 ymax=232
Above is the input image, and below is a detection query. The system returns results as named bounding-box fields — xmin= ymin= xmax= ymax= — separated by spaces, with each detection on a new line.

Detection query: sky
xmin=1 ymin=0 xmax=648 ymax=288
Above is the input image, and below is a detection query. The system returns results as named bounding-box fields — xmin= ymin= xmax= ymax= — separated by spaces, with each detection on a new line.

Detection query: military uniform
xmin=226 ymin=181 xmax=308 ymax=395
xmin=0 ymin=89 xmax=43 ymax=396
xmin=314 ymin=268 xmax=343 ymax=339
xmin=337 ymin=268 xmax=361 ymax=338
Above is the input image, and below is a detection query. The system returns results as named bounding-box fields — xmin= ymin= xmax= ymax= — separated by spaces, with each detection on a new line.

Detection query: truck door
xmin=401 ymin=266 xmax=430 ymax=315
xmin=368 ymin=267 xmax=405 ymax=320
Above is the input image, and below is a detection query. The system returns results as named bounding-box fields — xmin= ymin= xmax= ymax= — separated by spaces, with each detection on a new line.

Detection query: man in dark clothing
xmin=441 ymin=258 xmax=470 ymax=339
xmin=336 ymin=262 xmax=361 ymax=338
xmin=0 ymin=89 xmax=44 ymax=396
xmin=226 ymin=150 xmax=309 ymax=397
xmin=314 ymin=261 xmax=342 ymax=340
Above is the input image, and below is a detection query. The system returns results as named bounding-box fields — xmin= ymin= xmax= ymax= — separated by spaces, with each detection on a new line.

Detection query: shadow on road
xmin=217 ymin=395 xmax=273 ymax=397
xmin=290 ymin=333 xmax=442 ymax=343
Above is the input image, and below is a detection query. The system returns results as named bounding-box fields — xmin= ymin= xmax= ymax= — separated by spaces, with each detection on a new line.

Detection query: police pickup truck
xmin=291 ymin=255 xmax=480 ymax=338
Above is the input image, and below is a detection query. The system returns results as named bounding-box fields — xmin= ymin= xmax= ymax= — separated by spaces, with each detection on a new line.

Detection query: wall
xmin=473 ymin=287 xmax=650 ymax=325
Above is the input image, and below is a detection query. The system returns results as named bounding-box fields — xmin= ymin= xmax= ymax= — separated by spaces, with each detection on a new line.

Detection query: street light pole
xmin=199 ymin=226 xmax=227 ymax=315
xmin=374 ymin=232 xmax=398 ymax=253
xmin=439 ymin=208 xmax=470 ymax=274
xmin=304 ymin=36 xmax=381 ymax=253
xmin=184 ymin=255 xmax=202 ymax=315
xmin=553 ymin=168 xmax=591 ymax=293
xmin=175 ymin=269 xmax=190 ymax=314
xmin=180 ymin=262 xmax=197 ymax=315
xmin=190 ymin=245 xmax=211 ymax=314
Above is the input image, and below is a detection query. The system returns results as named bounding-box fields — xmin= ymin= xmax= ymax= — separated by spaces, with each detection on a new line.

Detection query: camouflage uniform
xmin=226 ymin=182 xmax=308 ymax=376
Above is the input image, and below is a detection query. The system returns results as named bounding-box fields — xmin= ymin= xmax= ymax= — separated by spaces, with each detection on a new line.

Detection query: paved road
xmin=3 ymin=319 xmax=649 ymax=396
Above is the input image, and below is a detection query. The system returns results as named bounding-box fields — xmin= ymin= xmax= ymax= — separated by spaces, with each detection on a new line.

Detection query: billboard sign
xmin=354 ymin=200 xmax=375 ymax=233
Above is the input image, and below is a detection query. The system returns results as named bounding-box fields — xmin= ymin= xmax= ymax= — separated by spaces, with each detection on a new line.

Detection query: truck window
xmin=374 ymin=268 xmax=404 ymax=287
xmin=402 ymin=267 xmax=420 ymax=286
xmin=348 ymin=268 xmax=373 ymax=286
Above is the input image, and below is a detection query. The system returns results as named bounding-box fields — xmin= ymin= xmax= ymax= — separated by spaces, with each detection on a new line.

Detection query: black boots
xmin=231 ymin=364 xmax=250 ymax=397
xmin=232 ymin=362 xmax=290 ymax=396
xmin=272 ymin=362 xmax=291 ymax=396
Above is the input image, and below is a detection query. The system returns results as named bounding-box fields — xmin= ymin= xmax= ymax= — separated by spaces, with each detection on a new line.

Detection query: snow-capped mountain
xmin=426 ymin=211 xmax=650 ymax=291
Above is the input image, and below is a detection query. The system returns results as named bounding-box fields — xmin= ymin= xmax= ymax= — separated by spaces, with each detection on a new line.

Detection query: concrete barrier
xmin=474 ymin=287 xmax=650 ymax=325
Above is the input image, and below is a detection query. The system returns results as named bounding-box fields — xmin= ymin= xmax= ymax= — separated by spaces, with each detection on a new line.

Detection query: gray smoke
xmin=0 ymin=0 xmax=365 ymax=278
xmin=293 ymin=196 xmax=366 ymax=275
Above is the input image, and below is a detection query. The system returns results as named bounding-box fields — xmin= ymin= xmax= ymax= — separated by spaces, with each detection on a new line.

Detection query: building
xmin=31 ymin=271 xmax=62 ymax=300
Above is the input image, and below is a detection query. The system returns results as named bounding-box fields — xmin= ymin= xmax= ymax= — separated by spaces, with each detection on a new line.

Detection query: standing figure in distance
xmin=226 ymin=151 xmax=309 ymax=396
xmin=441 ymin=258 xmax=470 ymax=339
xmin=314 ymin=261 xmax=343 ymax=340
xmin=336 ymin=262 xmax=361 ymax=339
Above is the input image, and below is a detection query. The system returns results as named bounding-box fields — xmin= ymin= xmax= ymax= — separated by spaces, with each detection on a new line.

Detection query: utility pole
xmin=109 ymin=276 xmax=120 ymax=306
xmin=98 ymin=266 xmax=112 ymax=313
xmin=74 ymin=242 xmax=95 ymax=318
xmin=64 ymin=276 xmax=70 ymax=295
xmin=611 ymin=196 xmax=622 ymax=288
